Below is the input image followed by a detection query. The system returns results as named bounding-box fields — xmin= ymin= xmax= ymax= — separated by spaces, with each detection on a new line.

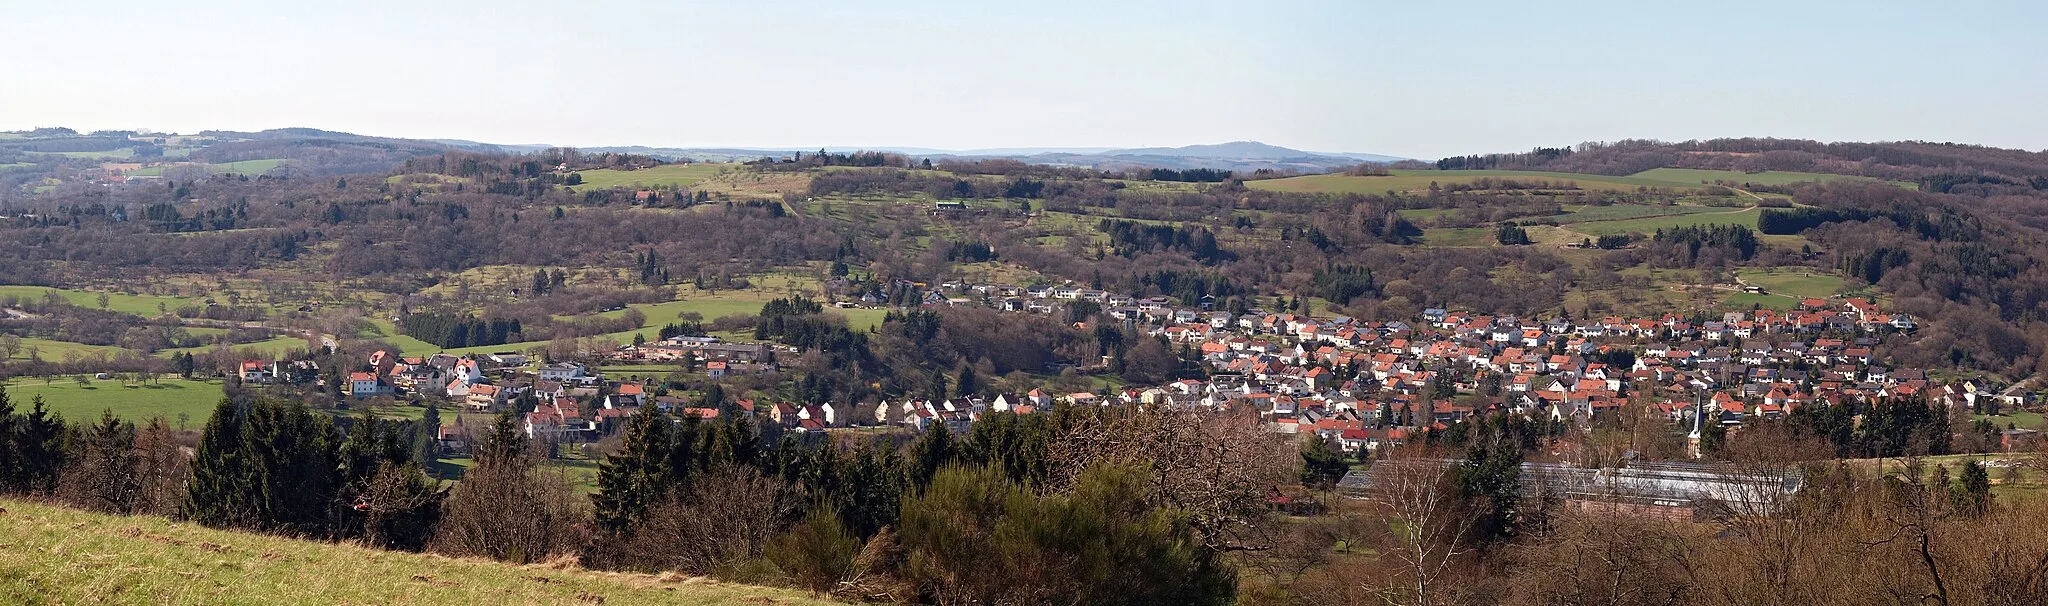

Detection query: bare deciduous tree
xmin=616 ymin=464 xmax=800 ymax=575
xmin=131 ymin=416 xmax=190 ymax=516
xmin=1359 ymin=450 xmax=1470 ymax=606
xmin=430 ymin=459 xmax=585 ymax=564
xmin=1046 ymin=404 xmax=1290 ymax=552
xmin=1503 ymin=512 xmax=1705 ymax=606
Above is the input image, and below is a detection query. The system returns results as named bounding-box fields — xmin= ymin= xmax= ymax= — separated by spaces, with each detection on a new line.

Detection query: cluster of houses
xmin=323 ymin=341 xmax=824 ymax=446
xmin=230 ymin=278 xmax=2030 ymax=463
xmin=819 ymin=281 xmax=2028 ymax=457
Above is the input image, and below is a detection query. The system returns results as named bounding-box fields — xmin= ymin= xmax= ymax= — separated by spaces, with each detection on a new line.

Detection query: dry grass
xmin=0 ymin=498 xmax=837 ymax=605
xmin=689 ymin=169 xmax=814 ymax=201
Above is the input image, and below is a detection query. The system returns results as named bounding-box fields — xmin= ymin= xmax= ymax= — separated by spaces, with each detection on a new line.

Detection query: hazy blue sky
xmin=2 ymin=0 xmax=2042 ymax=158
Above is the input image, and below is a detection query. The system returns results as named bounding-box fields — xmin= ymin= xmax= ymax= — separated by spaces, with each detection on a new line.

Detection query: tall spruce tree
xmin=14 ymin=396 xmax=67 ymax=495
xmin=1455 ymin=421 xmax=1524 ymax=548
xmin=1299 ymin=434 xmax=1350 ymax=490
xmin=1955 ymin=459 xmax=1992 ymax=517
xmin=334 ymin=412 xmax=392 ymax=535
xmin=416 ymin=403 xmax=442 ymax=470
xmin=476 ymin=409 xmax=529 ymax=464
xmin=593 ymin=405 xmax=677 ymax=532
xmin=186 ymin=399 xmax=252 ymax=526
xmin=185 ymin=399 xmax=341 ymax=534
xmin=907 ymin=422 xmax=957 ymax=488
xmin=243 ymin=399 xmax=340 ymax=535
xmin=0 ymin=385 xmax=18 ymax=493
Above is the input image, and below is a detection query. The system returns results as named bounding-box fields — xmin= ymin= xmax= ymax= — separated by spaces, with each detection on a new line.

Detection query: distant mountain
xmin=1101 ymin=141 xmax=1407 ymax=164
xmin=1324 ymin=151 xmax=1411 ymax=164
xmin=1106 ymin=141 xmax=1326 ymax=160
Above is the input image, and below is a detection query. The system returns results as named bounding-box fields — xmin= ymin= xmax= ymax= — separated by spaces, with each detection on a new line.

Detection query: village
xmin=233 ymin=275 xmax=2036 ymax=473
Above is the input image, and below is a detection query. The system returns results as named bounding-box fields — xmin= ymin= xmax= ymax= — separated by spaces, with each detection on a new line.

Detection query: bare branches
xmin=1359 ymin=451 xmax=1470 ymax=606
xmin=1045 ymin=404 xmax=1290 ymax=553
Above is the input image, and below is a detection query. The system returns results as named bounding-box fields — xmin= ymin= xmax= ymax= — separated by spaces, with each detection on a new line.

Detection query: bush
xmin=897 ymin=463 xmax=1235 ymax=606
xmin=609 ymin=465 xmax=800 ymax=575
xmin=767 ymin=505 xmax=863 ymax=594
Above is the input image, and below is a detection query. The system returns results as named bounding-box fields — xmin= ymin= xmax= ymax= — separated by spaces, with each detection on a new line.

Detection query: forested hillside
xmin=7 ymin=136 xmax=2048 ymax=381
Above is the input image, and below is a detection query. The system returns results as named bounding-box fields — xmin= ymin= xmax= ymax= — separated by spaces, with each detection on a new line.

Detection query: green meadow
xmin=1737 ymin=268 xmax=1850 ymax=299
xmin=405 ymin=286 xmax=887 ymax=358
xmin=153 ymin=336 xmax=313 ymax=359
xmin=1722 ymin=291 xmax=1798 ymax=311
xmin=0 ymin=285 xmax=205 ymax=317
xmin=4 ymin=337 xmax=130 ymax=362
xmin=0 ymin=378 xmax=224 ymax=426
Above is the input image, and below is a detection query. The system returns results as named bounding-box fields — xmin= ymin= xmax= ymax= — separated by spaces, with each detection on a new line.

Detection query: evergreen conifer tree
xmin=592 ymin=405 xmax=676 ymax=532
xmin=907 ymin=422 xmax=957 ymax=487
xmin=186 ymin=399 xmax=251 ymax=527
xmin=15 ymin=396 xmax=67 ymax=495
xmin=0 ymin=385 xmax=18 ymax=492
xmin=73 ymin=410 xmax=140 ymax=513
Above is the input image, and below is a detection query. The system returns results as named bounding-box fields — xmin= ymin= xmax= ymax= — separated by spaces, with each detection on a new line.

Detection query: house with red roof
xmin=348 ymin=372 xmax=390 ymax=398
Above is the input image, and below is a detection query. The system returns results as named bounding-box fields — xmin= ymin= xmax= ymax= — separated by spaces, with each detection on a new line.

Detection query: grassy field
xmin=4 ymin=337 xmax=130 ymax=362
xmin=0 ymin=498 xmax=834 ymax=605
xmin=363 ymin=319 xmax=446 ymax=357
xmin=0 ymin=378 xmax=223 ymax=426
xmin=1736 ymin=268 xmax=1849 ymax=299
xmin=154 ymin=336 xmax=312 ymax=359
xmin=1248 ymin=169 xmax=1712 ymax=195
xmin=420 ymin=292 xmax=887 ymax=358
xmin=688 ymin=168 xmax=814 ymax=200
xmin=571 ymin=163 xmax=732 ymax=189
xmin=1721 ymin=292 xmax=1798 ymax=311
xmin=1978 ymin=411 xmax=2046 ymax=430
xmin=125 ymin=159 xmax=286 ymax=177
xmin=0 ymin=285 xmax=204 ymax=317
xmin=1565 ymin=207 xmax=1762 ymax=236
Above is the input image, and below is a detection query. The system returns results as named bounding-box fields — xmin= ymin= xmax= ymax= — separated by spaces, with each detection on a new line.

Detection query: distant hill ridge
xmin=27 ymin=126 xmax=2048 ymax=182
xmin=5 ymin=126 xmax=1409 ymax=174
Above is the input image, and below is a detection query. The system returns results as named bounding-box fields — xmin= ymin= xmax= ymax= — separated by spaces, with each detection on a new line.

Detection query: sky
xmin=1 ymin=0 xmax=2043 ymax=159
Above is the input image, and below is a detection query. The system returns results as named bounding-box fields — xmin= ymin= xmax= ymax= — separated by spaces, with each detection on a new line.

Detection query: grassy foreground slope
xmin=0 ymin=499 xmax=834 ymax=606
